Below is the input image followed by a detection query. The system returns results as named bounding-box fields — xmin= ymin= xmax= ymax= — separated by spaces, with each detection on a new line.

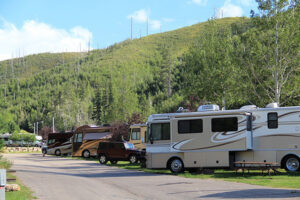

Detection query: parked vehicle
xmin=42 ymin=132 xmax=73 ymax=155
xmin=128 ymin=124 xmax=147 ymax=150
xmin=72 ymin=125 xmax=112 ymax=158
xmin=146 ymin=103 xmax=300 ymax=173
xmin=97 ymin=141 xmax=145 ymax=164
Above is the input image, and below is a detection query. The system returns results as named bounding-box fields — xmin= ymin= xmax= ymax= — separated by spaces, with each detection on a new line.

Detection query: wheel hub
xmin=286 ymin=158 xmax=299 ymax=171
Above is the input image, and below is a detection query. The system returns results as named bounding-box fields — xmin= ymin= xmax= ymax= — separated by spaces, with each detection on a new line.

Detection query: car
xmin=97 ymin=141 xmax=145 ymax=164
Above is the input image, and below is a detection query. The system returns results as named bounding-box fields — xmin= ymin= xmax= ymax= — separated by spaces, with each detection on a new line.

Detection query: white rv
xmin=146 ymin=103 xmax=300 ymax=173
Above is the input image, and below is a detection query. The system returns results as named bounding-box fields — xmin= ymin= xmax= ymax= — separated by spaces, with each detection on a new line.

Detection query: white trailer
xmin=146 ymin=103 xmax=300 ymax=173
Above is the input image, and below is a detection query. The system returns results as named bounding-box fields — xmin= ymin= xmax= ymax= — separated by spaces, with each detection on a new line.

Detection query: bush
xmin=0 ymin=139 xmax=4 ymax=152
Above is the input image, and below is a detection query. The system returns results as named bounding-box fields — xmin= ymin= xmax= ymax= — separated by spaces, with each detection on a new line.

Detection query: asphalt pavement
xmin=3 ymin=153 xmax=300 ymax=200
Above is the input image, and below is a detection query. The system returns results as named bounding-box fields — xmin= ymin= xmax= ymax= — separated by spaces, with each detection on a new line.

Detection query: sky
xmin=0 ymin=0 xmax=258 ymax=61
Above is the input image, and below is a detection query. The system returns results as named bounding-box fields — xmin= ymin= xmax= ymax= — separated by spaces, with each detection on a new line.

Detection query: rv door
xmin=246 ymin=113 xmax=253 ymax=150
xmin=72 ymin=133 xmax=83 ymax=154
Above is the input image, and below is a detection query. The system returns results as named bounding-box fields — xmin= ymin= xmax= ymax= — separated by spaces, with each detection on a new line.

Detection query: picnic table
xmin=234 ymin=161 xmax=280 ymax=175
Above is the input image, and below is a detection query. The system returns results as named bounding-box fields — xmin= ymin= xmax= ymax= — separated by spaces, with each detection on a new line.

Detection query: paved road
xmin=4 ymin=153 xmax=300 ymax=200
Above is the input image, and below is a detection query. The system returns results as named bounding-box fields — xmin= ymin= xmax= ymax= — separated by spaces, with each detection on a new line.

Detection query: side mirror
xmin=150 ymin=137 xmax=153 ymax=144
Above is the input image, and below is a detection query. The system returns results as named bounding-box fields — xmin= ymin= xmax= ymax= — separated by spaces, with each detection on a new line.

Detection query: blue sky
xmin=0 ymin=0 xmax=258 ymax=60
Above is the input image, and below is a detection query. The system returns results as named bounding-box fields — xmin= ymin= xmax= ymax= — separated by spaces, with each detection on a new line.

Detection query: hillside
xmin=0 ymin=6 xmax=299 ymax=134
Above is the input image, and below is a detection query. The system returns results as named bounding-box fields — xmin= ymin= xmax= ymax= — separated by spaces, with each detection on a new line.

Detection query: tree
xmin=179 ymin=21 xmax=246 ymax=109
xmin=23 ymin=133 xmax=36 ymax=147
xmin=240 ymin=0 xmax=300 ymax=105
xmin=110 ymin=122 xmax=129 ymax=141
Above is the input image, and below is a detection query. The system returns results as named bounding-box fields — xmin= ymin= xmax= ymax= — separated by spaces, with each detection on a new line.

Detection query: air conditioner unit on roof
xmin=197 ymin=104 xmax=220 ymax=112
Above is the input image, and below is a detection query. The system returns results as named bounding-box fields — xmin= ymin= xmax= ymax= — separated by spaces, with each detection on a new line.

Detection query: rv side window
xmin=131 ymin=128 xmax=141 ymax=140
xmin=75 ymin=133 xmax=83 ymax=142
xmin=178 ymin=119 xmax=203 ymax=134
xmin=212 ymin=117 xmax=238 ymax=132
xmin=151 ymin=123 xmax=170 ymax=140
xmin=268 ymin=112 xmax=278 ymax=129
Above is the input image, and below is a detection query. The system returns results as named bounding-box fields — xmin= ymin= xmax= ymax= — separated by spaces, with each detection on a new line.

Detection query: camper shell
xmin=146 ymin=104 xmax=300 ymax=173
xmin=72 ymin=125 xmax=112 ymax=158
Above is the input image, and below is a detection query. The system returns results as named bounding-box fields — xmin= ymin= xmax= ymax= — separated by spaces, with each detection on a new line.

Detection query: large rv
xmin=128 ymin=124 xmax=147 ymax=150
xmin=146 ymin=103 xmax=300 ymax=173
xmin=72 ymin=125 xmax=112 ymax=158
xmin=43 ymin=132 xmax=74 ymax=155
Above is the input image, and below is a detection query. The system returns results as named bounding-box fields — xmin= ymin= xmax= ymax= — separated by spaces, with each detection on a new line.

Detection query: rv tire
xmin=99 ymin=154 xmax=108 ymax=164
xmin=283 ymin=155 xmax=300 ymax=172
xmin=82 ymin=150 xmax=90 ymax=158
xmin=55 ymin=149 xmax=61 ymax=156
xmin=168 ymin=158 xmax=184 ymax=173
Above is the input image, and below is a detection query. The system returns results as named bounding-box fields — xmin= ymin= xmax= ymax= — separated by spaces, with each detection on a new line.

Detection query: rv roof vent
xmin=176 ymin=107 xmax=189 ymax=113
xmin=266 ymin=102 xmax=279 ymax=108
xmin=197 ymin=104 xmax=220 ymax=112
xmin=240 ymin=105 xmax=257 ymax=110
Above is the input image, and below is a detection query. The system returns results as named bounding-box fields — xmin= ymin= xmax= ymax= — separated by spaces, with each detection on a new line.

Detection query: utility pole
xmin=146 ymin=17 xmax=149 ymax=36
xmin=33 ymin=123 xmax=35 ymax=134
xmin=52 ymin=117 xmax=55 ymax=133
xmin=131 ymin=17 xmax=133 ymax=40
xmin=37 ymin=122 xmax=39 ymax=135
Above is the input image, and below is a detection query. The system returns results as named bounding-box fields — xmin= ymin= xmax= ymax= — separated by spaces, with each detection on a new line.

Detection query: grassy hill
xmin=0 ymin=16 xmax=281 ymax=132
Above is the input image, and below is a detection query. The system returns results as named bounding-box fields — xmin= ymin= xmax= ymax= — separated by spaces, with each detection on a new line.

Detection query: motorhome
xmin=128 ymin=124 xmax=147 ymax=150
xmin=72 ymin=125 xmax=112 ymax=158
xmin=43 ymin=132 xmax=74 ymax=155
xmin=146 ymin=103 xmax=300 ymax=173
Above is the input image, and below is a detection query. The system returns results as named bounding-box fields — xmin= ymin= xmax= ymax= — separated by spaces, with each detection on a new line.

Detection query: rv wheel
xmin=168 ymin=158 xmax=184 ymax=173
xmin=82 ymin=150 xmax=90 ymax=158
xmin=129 ymin=154 xmax=138 ymax=164
xmin=283 ymin=155 xmax=300 ymax=172
xmin=99 ymin=154 xmax=108 ymax=164
xmin=55 ymin=149 xmax=61 ymax=156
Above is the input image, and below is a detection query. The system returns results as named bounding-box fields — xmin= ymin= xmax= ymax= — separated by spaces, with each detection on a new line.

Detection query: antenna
xmin=146 ymin=17 xmax=148 ymax=36
xmin=131 ymin=17 xmax=133 ymax=40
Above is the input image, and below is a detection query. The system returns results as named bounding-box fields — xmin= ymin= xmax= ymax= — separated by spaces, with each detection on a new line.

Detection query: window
xmin=268 ymin=112 xmax=278 ymax=129
xmin=75 ymin=133 xmax=83 ymax=143
xmin=98 ymin=142 xmax=108 ymax=150
xmin=178 ymin=119 xmax=203 ymax=134
xmin=212 ymin=117 xmax=238 ymax=132
xmin=115 ymin=143 xmax=124 ymax=150
xmin=150 ymin=123 xmax=170 ymax=140
xmin=131 ymin=128 xmax=141 ymax=140
xmin=48 ymin=139 xmax=55 ymax=145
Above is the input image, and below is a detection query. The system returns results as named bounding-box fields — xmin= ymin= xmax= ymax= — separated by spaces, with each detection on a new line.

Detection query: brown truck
xmin=97 ymin=141 xmax=145 ymax=164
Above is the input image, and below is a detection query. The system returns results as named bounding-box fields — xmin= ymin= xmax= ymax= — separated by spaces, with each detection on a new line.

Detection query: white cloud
xmin=219 ymin=1 xmax=243 ymax=18
xmin=190 ymin=0 xmax=208 ymax=6
xmin=150 ymin=20 xmax=161 ymax=30
xmin=127 ymin=9 xmax=149 ymax=23
xmin=127 ymin=9 xmax=163 ymax=31
xmin=0 ymin=19 xmax=92 ymax=61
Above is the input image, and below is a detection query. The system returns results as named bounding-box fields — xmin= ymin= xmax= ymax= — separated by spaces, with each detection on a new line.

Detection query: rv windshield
xmin=150 ymin=123 xmax=170 ymax=140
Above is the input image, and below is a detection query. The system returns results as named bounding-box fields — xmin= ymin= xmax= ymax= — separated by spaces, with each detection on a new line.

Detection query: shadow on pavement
xmin=198 ymin=189 xmax=300 ymax=199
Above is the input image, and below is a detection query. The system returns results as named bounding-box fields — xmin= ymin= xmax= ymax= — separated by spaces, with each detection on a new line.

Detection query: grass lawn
xmin=0 ymin=155 xmax=36 ymax=200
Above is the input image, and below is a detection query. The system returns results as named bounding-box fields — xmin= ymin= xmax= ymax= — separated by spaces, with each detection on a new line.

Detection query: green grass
xmin=5 ymin=173 xmax=37 ymax=200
